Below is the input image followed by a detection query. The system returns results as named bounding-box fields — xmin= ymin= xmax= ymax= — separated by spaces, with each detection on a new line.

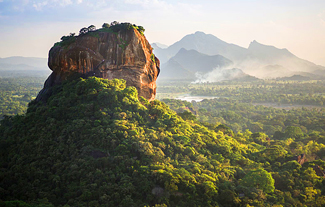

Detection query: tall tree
xmin=241 ymin=168 xmax=275 ymax=193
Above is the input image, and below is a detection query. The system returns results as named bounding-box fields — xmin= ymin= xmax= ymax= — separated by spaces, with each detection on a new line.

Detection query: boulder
xmin=37 ymin=26 xmax=160 ymax=102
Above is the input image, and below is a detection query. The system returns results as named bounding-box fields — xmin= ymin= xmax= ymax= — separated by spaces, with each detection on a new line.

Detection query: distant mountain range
xmin=2 ymin=34 xmax=325 ymax=82
xmin=159 ymin=48 xmax=233 ymax=80
xmin=153 ymin=31 xmax=325 ymax=81
xmin=151 ymin=43 xmax=168 ymax=49
xmin=154 ymin=31 xmax=248 ymax=64
xmin=0 ymin=56 xmax=50 ymax=77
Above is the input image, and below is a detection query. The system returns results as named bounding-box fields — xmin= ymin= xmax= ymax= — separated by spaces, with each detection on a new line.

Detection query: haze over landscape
xmin=0 ymin=0 xmax=325 ymax=65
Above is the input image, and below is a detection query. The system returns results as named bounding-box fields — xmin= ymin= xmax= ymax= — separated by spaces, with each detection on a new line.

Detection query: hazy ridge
xmin=0 ymin=56 xmax=50 ymax=77
xmin=153 ymin=32 xmax=325 ymax=82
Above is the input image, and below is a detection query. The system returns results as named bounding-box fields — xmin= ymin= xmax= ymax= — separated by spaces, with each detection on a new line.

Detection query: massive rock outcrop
xmin=36 ymin=25 xmax=160 ymax=102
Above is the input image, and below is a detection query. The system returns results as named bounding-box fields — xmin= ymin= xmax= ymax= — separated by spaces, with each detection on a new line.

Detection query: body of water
xmin=175 ymin=94 xmax=219 ymax=102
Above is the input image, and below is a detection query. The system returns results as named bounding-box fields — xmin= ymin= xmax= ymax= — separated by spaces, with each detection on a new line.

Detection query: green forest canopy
xmin=1 ymin=77 xmax=325 ymax=206
xmin=55 ymin=21 xmax=145 ymax=48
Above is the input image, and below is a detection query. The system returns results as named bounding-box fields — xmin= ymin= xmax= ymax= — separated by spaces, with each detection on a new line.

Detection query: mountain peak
xmin=175 ymin=48 xmax=210 ymax=59
xmin=152 ymin=42 xmax=168 ymax=49
xmin=249 ymin=40 xmax=290 ymax=52
xmin=178 ymin=48 xmax=188 ymax=53
xmin=249 ymin=40 xmax=265 ymax=48
xmin=194 ymin=31 xmax=206 ymax=35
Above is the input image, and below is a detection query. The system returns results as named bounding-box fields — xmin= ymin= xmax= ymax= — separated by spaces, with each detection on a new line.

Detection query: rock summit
xmin=37 ymin=22 xmax=160 ymax=102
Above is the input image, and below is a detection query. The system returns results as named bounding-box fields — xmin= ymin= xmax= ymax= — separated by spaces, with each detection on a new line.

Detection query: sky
xmin=0 ymin=0 xmax=325 ymax=65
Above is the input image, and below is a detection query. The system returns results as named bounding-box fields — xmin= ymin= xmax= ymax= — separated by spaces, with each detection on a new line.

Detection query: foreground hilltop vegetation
xmin=1 ymin=77 xmax=325 ymax=206
xmin=55 ymin=21 xmax=145 ymax=48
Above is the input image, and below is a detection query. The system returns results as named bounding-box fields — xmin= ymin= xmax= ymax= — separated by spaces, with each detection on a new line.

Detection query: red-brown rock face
xmin=37 ymin=28 xmax=160 ymax=102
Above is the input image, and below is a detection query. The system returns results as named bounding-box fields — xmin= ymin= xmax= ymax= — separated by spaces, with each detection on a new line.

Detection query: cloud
xmin=7 ymin=0 xmax=82 ymax=12
xmin=58 ymin=0 xmax=73 ymax=7
xmin=124 ymin=0 xmax=149 ymax=5
xmin=124 ymin=0 xmax=173 ymax=11
xmin=33 ymin=1 xmax=48 ymax=11
xmin=123 ymin=0 xmax=201 ymax=15
xmin=124 ymin=0 xmax=159 ymax=6
xmin=32 ymin=0 xmax=74 ymax=11
xmin=86 ymin=0 xmax=109 ymax=8
xmin=10 ymin=0 xmax=30 ymax=12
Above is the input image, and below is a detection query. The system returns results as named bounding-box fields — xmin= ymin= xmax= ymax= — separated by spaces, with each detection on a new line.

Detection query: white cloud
xmin=81 ymin=0 xmax=113 ymax=9
xmin=58 ymin=0 xmax=72 ymax=7
xmin=124 ymin=0 xmax=175 ymax=11
xmin=122 ymin=0 xmax=202 ymax=19
xmin=21 ymin=0 xmax=30 ymax=5
xmin=33 ymin=1 xmax=48 ymax=11
xmin=11 ymin=0 xmax=80 ymax=11
xmin=11 ymin=0 xmax=30 ymax=11
xmin=124 ymin=0 xmax=150 ymax=6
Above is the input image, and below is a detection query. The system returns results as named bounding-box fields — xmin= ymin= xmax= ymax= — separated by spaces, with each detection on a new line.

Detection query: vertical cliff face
xmin=37 ymin=26 xmax=160 ymax=102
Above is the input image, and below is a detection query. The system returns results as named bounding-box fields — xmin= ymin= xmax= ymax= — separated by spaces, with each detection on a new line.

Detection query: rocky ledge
xmin=37 ymin=22 xmax=160 ymax=102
